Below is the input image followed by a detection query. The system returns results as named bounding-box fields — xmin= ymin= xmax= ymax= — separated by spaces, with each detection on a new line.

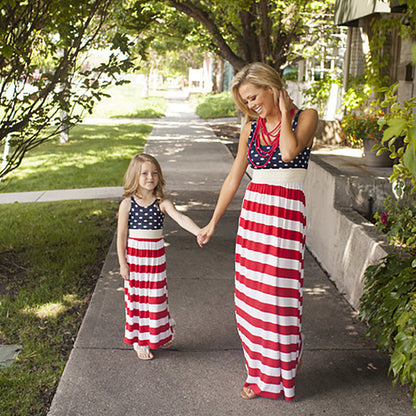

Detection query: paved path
xmin=4 ymin=93 xmax=412 ymax=415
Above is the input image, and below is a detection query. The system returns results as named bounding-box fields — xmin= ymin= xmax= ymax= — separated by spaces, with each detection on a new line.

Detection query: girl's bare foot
xmin=241 ymin=386 xmax=257 ymax=399
xmin=161 ymin=338 xmax=174 ymax=349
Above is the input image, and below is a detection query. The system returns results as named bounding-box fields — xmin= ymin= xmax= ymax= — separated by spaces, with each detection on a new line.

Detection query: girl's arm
xmin=116 ymin=198 xmax=131 ymax=280
xmin=279 ymin=90 xmax=318 ymax=163
xmin=159 ymin=199 xmax=201 ymax=237
xmin=198 ymin=122 xmax=250 ymax=245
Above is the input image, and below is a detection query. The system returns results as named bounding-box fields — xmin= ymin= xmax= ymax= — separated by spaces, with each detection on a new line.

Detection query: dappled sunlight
xmin=161 ymin=144 xmax=186 ymax=156
xmin=22 ymin=294 xmax=82 ymax=319
xmin=174 ymin=200 xmax=213 ymax=210
xmin=356 ymin=362 xmax=379 ymax=372
xmin=313 ymin=147 xmax=362 ymax=159
xmin=24 ymin=302 xmax=66 ymax=319
xmin=303 ymin=286 xmax=330 ymax=296
xmin=194 ymin=137 xmax=222 ymax=143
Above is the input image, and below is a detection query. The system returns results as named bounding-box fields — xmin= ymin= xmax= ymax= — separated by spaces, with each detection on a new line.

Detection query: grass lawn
xmin=89 ymin=82 xmax=167 ymax=119
xmin=0 ymin=200 xmax=118 ymax=416
xmin=0 ymin=122 xmax=152 ymax=193
xmin=1 ymin=80 xmax=167 ymax=193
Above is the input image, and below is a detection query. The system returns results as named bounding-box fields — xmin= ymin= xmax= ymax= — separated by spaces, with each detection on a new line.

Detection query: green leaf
xmin=1 ymin=44 xmax=13 ymax=59
xmin=403 ymin=143 xmax=416 ymax=177
xmin=383 ymin=118 xmax=407 ymax=141
xmin=389 ymin=350 xmax=406 ymax=376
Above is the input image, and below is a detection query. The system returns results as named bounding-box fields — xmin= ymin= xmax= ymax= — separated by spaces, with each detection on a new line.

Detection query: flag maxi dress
xmin=235 ymin=110 xmax=310 ymax=400
xmin=124 ymin=197 xmax=174 ymax=349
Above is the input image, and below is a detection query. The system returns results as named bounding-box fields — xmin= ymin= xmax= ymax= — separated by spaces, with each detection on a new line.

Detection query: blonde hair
xmin=231 ymin=62 xmax=283 ymax=120
xmin=122 ymin=153 xmax=165 ymax=199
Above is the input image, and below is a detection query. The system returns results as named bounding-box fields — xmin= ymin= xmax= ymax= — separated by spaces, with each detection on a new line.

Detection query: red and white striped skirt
xmin=235 ymin=168 xmax=306 ymax=400
xmin=125 ymin=230 xmax=174 ymax=349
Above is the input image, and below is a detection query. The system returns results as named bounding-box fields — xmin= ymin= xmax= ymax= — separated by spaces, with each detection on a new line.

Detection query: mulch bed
xmin=210 ymin=123 xmax=241 ymax=157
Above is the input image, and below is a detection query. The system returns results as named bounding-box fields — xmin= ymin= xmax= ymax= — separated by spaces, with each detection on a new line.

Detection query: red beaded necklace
xmin=248 ymin=117 xmax=281 ymax=168
xmin=248 ymin=109 xmax=296 ymax=168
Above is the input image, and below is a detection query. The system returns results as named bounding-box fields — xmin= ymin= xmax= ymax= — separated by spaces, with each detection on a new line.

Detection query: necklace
xmin=248 ymin=117 xmax=281 ymax=168
xmin=258 ymin=118 xmax=281 ymax=145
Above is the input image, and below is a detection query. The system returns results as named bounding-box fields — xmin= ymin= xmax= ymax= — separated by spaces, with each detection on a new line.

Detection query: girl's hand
xmin=120 ymin=263 xmax=129 ymax=280
xmin=196 ymin=233 xmax=204 ymax=248
xmin=198 ymin=222 xmax=215 ymax=246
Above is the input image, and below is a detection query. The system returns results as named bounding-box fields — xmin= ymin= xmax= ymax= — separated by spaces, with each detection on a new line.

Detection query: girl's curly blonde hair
xmin=122 ymin=153 xmax=166 ymax=199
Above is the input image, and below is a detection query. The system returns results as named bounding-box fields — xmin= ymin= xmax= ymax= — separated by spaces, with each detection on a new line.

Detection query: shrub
xmin=359 ymin=253 xmax=416 ymax=408
xmin=194 ymin=92 xmax=237 ymax=119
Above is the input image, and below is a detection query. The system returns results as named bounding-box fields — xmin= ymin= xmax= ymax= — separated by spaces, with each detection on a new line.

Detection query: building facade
xmin=335 ymin=0 xmax=415 ymax=104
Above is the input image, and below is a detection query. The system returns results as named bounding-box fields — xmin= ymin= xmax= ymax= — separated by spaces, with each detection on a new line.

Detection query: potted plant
xmin=340 ymin=111 xmax=393 ymax=167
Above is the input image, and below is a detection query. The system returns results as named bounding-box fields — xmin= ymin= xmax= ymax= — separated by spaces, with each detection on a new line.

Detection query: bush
xmin=359 ymin=253 xmax=416 ymax=408
xmin=193 ymin=92 xmax=237 ymax=119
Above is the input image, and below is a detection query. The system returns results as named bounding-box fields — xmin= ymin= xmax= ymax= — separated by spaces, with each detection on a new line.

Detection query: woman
xmin=198 ymin=62 xmax=318 ymax=401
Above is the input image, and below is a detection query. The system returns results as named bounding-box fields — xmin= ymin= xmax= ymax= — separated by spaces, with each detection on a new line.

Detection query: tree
xmin=0 ymin=0 xmax=134 ymax=179
xmin=126 ymin=0 xmax=335 ymax=73
xmin=123 ymin=1 xmax=207 ymax=77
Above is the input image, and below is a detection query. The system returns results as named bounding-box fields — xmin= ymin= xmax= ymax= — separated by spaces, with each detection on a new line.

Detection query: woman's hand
xmin=120 ymin=263 xmax=129 ymax=280
xmin=279 ymin=89 xmax=293 ymax=115
xmin=197 ymin=222 xmax=215 ymax=247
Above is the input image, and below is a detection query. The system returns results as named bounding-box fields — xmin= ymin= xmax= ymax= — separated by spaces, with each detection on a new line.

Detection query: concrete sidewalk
xmin=44 ymin=94 xmax=412 ymax=415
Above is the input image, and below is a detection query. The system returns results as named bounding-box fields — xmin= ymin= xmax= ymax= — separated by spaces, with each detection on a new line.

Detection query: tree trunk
xmin=59 ymin=109 xmax=69 ymax=144
xmin=212 ymin=56 xmax=225 ymax=93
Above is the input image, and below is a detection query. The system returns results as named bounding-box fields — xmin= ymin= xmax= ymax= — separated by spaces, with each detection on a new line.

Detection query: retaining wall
xmin=304 ymin=154 xmax=393 ymax=310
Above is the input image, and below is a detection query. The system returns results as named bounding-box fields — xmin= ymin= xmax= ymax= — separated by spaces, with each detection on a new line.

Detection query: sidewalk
xmin=37 ymin=92 xmax=414 ymax=415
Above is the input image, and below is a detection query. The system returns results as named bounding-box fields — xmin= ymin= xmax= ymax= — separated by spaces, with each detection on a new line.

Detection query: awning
xmin=334 ymin=0 xmax=404 ymax=26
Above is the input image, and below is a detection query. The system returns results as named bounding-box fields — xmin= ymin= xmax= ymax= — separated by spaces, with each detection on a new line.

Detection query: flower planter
xmin=363 ymin=138 xmax=393 ymax=168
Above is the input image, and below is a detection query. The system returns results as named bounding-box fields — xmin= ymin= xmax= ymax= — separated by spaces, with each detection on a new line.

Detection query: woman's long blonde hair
xmin=122 ymin=153 xmax=166 ymax=199
xmin=231 ymin=62 xmax=283 ymax=120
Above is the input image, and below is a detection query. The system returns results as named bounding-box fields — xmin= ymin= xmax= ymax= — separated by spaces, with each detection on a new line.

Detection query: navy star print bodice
xmin=128 ymin=197 xmax=164 ymax=230
xmin=247 ymin=109 xmax=311 ymax=170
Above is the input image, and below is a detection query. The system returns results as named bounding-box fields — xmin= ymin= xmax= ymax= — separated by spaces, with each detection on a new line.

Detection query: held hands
xmin=197 ymin=223 xmax=215 ymax=248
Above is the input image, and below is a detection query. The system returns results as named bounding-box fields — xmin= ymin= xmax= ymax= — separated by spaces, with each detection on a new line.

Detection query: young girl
xmin=117 ymin=153 xmax=201 ymax=360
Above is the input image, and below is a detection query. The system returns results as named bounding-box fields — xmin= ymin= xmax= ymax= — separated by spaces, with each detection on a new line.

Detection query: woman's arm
xmin=160 ymin=199 xmax=201 ymax=237
xmin=199 ymin=121 xmax=250 ymax=245
xmin=279 ymin=90 xmax=318 ymax=163
xmin=116 ymin=198 xmax=130 ymax=280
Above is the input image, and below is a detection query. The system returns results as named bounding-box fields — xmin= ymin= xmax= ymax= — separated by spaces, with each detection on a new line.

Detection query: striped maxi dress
xmin=235 ymin=110 xmax=310 ymax=400
xmin=124 ymin=197 xmax=174 ymax=349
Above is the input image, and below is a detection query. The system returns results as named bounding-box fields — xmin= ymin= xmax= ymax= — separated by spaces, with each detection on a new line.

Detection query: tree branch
xmin=167 ymin=0 xmax=245 ymax=70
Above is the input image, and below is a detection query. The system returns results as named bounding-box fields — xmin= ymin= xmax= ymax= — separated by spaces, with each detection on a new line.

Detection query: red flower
xmin=380 ymin=211 xmax=388 ymax=225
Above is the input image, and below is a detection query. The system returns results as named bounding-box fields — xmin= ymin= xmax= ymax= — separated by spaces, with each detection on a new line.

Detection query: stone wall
xmin=314 ymin=119 xmax=343 ymax=146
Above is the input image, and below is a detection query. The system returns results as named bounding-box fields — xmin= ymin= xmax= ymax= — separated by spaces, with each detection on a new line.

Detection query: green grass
xmin=89 ymin=82 xmax=167 ymax=119
xmin=0 ymin=200 xmax=118 ymax=416
xmin=110 ymin=97 xmax=166 ymax=119
xmin=0 ymin=122 xmax=152 ymax=193
xmin=192 ymin=91 xmax=237 ymax=119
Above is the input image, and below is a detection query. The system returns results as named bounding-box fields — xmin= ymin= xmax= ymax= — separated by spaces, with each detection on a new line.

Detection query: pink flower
xmin=380 ymin=211 xmax=388 ymax=225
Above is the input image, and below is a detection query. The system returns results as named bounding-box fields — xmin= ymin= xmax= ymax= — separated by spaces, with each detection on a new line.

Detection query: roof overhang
xmin=335 ymin=0 xmax=406 ymax=26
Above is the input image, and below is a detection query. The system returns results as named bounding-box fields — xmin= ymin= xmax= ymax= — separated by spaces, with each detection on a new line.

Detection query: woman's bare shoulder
xmin=299 ymin=108 xmax=318 ymax=124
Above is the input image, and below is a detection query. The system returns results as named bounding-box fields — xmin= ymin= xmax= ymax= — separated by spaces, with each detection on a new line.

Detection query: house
xmin=335 ymin=0 xmax=415 ymax=104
